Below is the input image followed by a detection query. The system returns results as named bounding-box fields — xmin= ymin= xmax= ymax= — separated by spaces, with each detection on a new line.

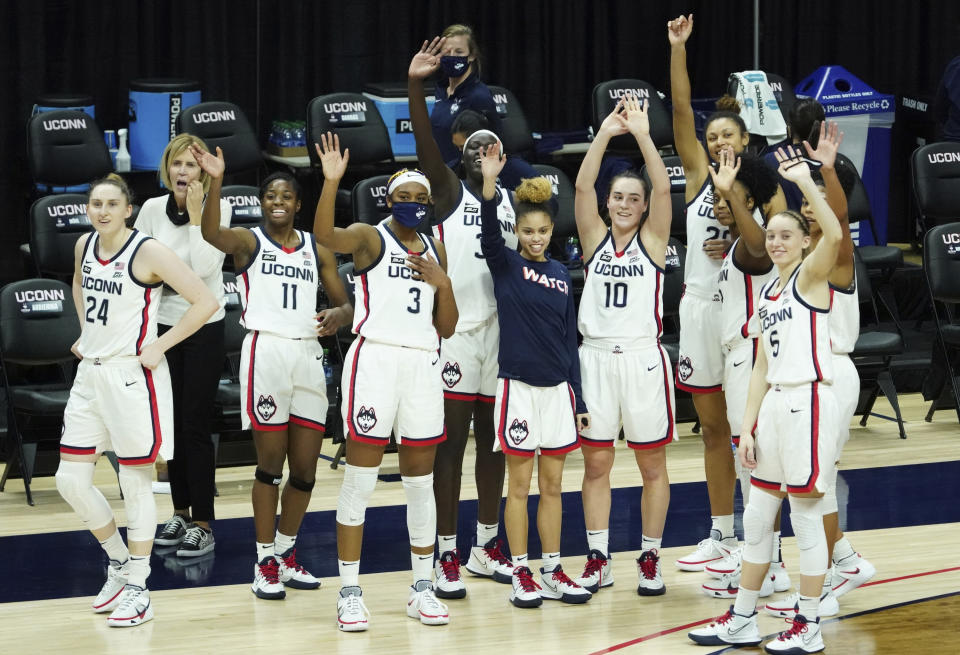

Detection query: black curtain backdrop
xmin=2 ymin=0 xmax=958 ymax=281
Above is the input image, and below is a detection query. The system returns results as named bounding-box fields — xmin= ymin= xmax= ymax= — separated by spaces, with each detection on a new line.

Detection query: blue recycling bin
xmin=795 ymin=66 xmax=895 ymax=245
xmin=363 ymin=82 xmax=435 ymax=158
xmin=129 ymin=79 xmax=201 ymax=171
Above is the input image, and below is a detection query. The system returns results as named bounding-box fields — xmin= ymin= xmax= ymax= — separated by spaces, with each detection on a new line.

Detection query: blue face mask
xmin=440 ymin=55 xmax=470 ymax=78
xmin=392 ymin=202 xmax=428 ymax=228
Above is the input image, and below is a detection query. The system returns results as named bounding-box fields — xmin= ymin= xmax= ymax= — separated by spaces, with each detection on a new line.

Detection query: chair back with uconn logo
xmin=27 ymin=109 xmax=113 ymax=191
xmin=922 ymin=222 xmax=960 ymax=423
xmin=177 ymin=101 xmax=263 ymax=176
xmin=487 ymin=85 xmax=535 ymax=156
xmin=351 ymin=175 xmax=392 ymax=225
xmin=592 ymin=80 xmax=673 ymax=153
xmin=912 ymin=142 xmax=960 ymax=232
xmin=221 ymin=184 xmax=263 ymax=228
xmin=29 ymin=193 xmax=94 ymax=278
xmin=307 ymin=93 xmax=393 ymax=167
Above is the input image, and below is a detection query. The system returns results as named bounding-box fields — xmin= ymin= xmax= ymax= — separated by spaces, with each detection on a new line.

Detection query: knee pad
xmin=789 ymin=495 xmax=828 ymax=576
xmin=821 ymin=483 xmax=838 ymax=515
xmin=742 ymin=488 xmax=780 ymax=565
xmin=118 ymin=466 xmax=156 ymax=543
xmin=255 ymin=468 xmax=283 ymax=486
xmin=55 ymin=461 xmax=114 ymax=531
xmin=402 ymin=473 xmax=436 ymax=548
xmin=336 ymin=464 xmax=378 ymax=526
xmin=288 ymin=475 xmax=315 ymax=492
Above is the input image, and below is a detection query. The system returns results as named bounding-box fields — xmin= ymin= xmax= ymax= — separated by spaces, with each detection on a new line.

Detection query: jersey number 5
xmin=85 ymin=296 xmax=109 ymax=325
xmin=768 ymin=329 xmax=780 ymax=357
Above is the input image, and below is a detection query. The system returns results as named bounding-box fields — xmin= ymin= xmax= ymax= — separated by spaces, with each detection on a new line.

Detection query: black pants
xmin=159 ymin=319 xmax=225 ymax=522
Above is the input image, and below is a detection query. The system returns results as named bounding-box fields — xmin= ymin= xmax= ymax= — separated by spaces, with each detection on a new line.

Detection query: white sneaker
xmin=636 ymin=549 xmax=665 ymax=596
xmin=251 ymin=556 xmax=286 ymax=599
xmin=92 ymin=559 xmax=128 ymax=613
xmin=764 ymin=590 xmax=838 ymax=618
xmin=702 ymin=567 xmax=774 ymax=599
xmin=434 ymin=550 xmax=466 ymax=599
xmin=106 ymin=585 xmax=154 ymax=627
xmin=510 ymin=565 xmax=542 ymax=608
xmin=337 ymin=586 xmax=370 ymax=632
xmin=831 ymin=553 xmax=876 ymax=598
xmin=276 ymin=547 xmax=320 ymax=590
xmin=688 ymin=606 xmax=762 ymax=646
xmin=576 ymin=549 xmax=613 ymax=593
xmin=768 ymin=561 xmax=792 ymax=592
xmin=675 ymin=534 xmax=738 ymax=571
xmin=764 ymin=614 xmax=824 ymax=653
xmin=705 ymin=546 xmax=741 ymax=578
xmin=540 ymin=565 xmax=591 ymax=604
xmin=407 ymin=580 xmax=450 ymax=625
xmin=465 ymin=537 xmax=513 ymax=583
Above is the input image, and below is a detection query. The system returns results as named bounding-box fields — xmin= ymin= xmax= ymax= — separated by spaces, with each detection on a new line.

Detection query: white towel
xmin=730 ymin=71 xmax=788 ymax=145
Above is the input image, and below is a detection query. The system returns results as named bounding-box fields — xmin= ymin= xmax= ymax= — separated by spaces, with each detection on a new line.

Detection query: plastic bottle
xmin=116 ymin=128 xmax=131 ymax=172
xmin=322 ymin=348 xmax=334 ymax=386
xmin=565 ymin=236 xmax=582 ymax=265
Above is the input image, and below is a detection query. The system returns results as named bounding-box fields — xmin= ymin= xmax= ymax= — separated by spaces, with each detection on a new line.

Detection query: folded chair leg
xmin=21 ymin=442 xmax=37 ymax=506
xmin=876 ymin=371 xmax=907 ymax=439
xmin=330 ymin=440 xmax=346 ymax=470
xmin=859 ymin=383 xmax=881 ymax=427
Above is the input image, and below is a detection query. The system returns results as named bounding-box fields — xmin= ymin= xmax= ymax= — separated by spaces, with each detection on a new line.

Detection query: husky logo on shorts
xmin=441 ymin=361 xmax=462 ymax=388
xmin=356 ymin=405 xmax=378 ymax=433
xmin=257 ymin=395 xmax=277 ymax=421
xmin=678 ymin=356 xmax=693 ymax=382
xmin=508 ymin=419 xmax=529 ymax=445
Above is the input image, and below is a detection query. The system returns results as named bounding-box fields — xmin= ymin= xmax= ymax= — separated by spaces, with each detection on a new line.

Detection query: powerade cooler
xmin=32 ymin=94 xmax=96 ymax=192
xmin=362 ymin=82 xmax=435 ymax=158
xmin=795 ymin=66 xmax=895 ymax=245
xmin=128 ymin=79 xmax=201 ymax=171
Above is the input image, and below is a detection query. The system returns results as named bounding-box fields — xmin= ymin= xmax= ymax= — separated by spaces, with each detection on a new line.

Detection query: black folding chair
xmin=178 ymin=101 xmax=263 ymax=181
xmin=922 ymin=222 xmax=960 ymax=424
xmin=592 ymin=79 xmax=673 ymax=153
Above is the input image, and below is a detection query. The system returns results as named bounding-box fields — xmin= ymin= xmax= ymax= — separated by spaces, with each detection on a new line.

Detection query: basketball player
xmin=57 ymin=174 xmax=218 ymax=627
xmin=698 ymin=150 xmax=791 ymax=599
xmin=408 ymin=36 xmax=517 ymax=596
xmin=193 ymin=146 xmax=353 ymax=600
xmin=764 ymin=121 xmax=876 ymax=618
xmin=571 ymin=94 xmax=676 ymax=597
xmin=477 ymin=143 xmax=592 ymax=609
xmin=314 ymin=133 xmax=458 ymax=631
xmin=668 ymin=13 xmax=788 ymax=573
xmin=689 ymin=146 xmax=842 ymax=654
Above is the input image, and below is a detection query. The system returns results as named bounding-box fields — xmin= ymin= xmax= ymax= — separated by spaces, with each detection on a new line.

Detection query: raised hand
xmin=803 ymin=120 xmax=844 ymax=169
xmin=775 ymin=144 xmax=813 ymax=185
xmin=598 ymin=98 xmax=630 ymax=138
xmin=667 ymin=14 xmax=694 ymax=45
xmin=622 ymin=92 xmax=650 ymax=138
xmin=479 ymin=142 xmax=507 ymax=181
xmin=315 ymin=132 xmax=350 ymax=181
xmin=408 ymin=36 xmax=445 ymax=80
xmin=189 ymin=144 xmax=225 ymax=180
xmin=707 ymin=147 xmax=741 ymax=196
xmin=186 ymin=180 xmax=204 ymax=225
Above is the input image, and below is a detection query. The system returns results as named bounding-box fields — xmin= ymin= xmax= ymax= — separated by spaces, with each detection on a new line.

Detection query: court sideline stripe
xmin=587 ymin=565 xmax=960 ymax=655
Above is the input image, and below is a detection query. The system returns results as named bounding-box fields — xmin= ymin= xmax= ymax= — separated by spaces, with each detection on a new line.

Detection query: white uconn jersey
xmin=578 ymin=230 xmax=664 ymax=345
xmin=757 ymin=267 xmax=833 ymax=385
xmin=434 ymin=181 xmax=517 ymax=330
xmin=685 ymin=180 xmax=764 ymax=296
xmin=238 ymin=227 xmax=320 ymax=338
xmin=829 ymin=278 xmax=860 ymax=355
xmin=717 ymin=238 xmax=775 ymax=345
xmin=353 ymin=222 xmax=441 ymax=351
xmin=77 ymin=231 xmax=162 ymax=359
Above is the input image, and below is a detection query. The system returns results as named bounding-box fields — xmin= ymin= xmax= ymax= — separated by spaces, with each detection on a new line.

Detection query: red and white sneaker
xmin=510 ymin=566 xmax=542 ymax=608
xmin=337 ymin=586 xmax=370 ymax=632
xmin=831 ymin=553 xmax=876 ymax=598
xmin=540 ymin=564 xmax=591 ymax=604
xmin=702 ymin=568 xmax=774 ymax=599
xmin=576 ymin=549 xmax=613 ymax=593
xmin=688 ymin=606 xmax=761 ymax=646
xmin=407 ymin=579 xmax=450 ymax=625
xmin=106 ymin=585 xmax=153 ymax=627
xmin=636 ymin=549 xmax=665 ymax=596
xmin=764 ymin=614 xmax=824 ymax=653
xmin=251 ymin=556 xmax=286 ymax=600
xmin=277 ymin=547 xmax=320 ymax=590
xmin=466 ymin=537 xmax=513 ymax=583
xmin=768 ymin=561 xmax=792 ymax=592
xmin=764 ymin=590 xmax=839 ymax=618
xmin=705 ymin=547 xmax=741 ymax=578
xmin=434 ymin=550 xmax=466 ymax=599
xmin=92 ymin=559 xmax=127 ymax=613
xmin=675 ymin=535 xmax=738 ymax=572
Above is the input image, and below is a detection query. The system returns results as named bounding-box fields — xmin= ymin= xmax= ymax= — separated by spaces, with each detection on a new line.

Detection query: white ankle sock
xmin=771 ymin=531 xmax=783 ymax=563
xmin=256 ymin=542 xmax=274 ymax=562
xmin=711 ymin=515 xmax=735 ymax=541
xmin=798 ymin=594 xmax=819 ymax=620
xmin=438 ymin=534 xmax=457 ymax=555
xmin=476 ymin=522 xmax=498 ymax=546
xmin=734 ymin=586 xmax=760 ymax=616
xmin=586 ymin=528 xmax=609 ymax=557
xmin=541 ymin=552 xmax=560 ymax=572
xmin=412 ymin=551 xmax=434 ymax=584
xmin=833 ymin=536 xmax=855 ymax=563
xmin=274 ymin=531 xmax=296 ymax=556
xmin=99 ymin=531 xmax=129 ymax=564
xmin=126 ymin=555 xmax=150 ymax=588
xmin=339 ymin=559 xmax=360 ymax=587
xmin=641 ymin=534 xmax=662 ymax=553
xmin=512 ymin=554 xmax=528 ymax=568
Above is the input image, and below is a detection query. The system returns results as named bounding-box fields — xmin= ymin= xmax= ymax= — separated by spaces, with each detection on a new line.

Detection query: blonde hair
xmin=158 ymin=133 xmax=211 ymax=193
xmin=442 ymin=23 xmax=481 ymax=75
xmin=514 ymin=177 xmax=554 ymax=223
xmin=89 ymin=173 xmax=134 ymax=205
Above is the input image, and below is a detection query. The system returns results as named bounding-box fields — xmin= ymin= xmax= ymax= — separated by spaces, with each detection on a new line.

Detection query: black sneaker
xmin=176 ymin=525 xmax=215 ymax=557
xmin=155 ymin=515 xmax=189 ymax=546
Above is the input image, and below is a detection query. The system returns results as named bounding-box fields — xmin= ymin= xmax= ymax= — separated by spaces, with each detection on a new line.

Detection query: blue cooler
xmin=363 ymin=82 xmax=435 ymax=158
xmin=32 ymin=94 xmax=97 ymax=192
xmin=128 ymin=79 xmax=201 ymax=170
xmin=795 ymin=66 xmax=895 ymax=245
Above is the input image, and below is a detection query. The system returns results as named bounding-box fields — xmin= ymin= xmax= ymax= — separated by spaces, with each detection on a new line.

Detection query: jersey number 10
xmin=603 ymin=282 xmax=628 ymax=308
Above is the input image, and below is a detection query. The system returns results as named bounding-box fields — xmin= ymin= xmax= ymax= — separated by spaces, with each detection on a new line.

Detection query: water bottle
xmin=322 ymin=348 xmax=334 ymax=386
xmin=116 ymin=128 xmax=131 ymax=172
xmin=104 ymin=130 xmax=118 ymax=168
xmin=565 ymin=236 xmax=582 ymax=266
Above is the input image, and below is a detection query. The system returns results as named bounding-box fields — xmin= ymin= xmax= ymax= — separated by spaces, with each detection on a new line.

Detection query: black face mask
xmin=441 ymin=55 xmax=470 ymax=78
xmin=165 ymin=193 xmax=189 ymax=226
